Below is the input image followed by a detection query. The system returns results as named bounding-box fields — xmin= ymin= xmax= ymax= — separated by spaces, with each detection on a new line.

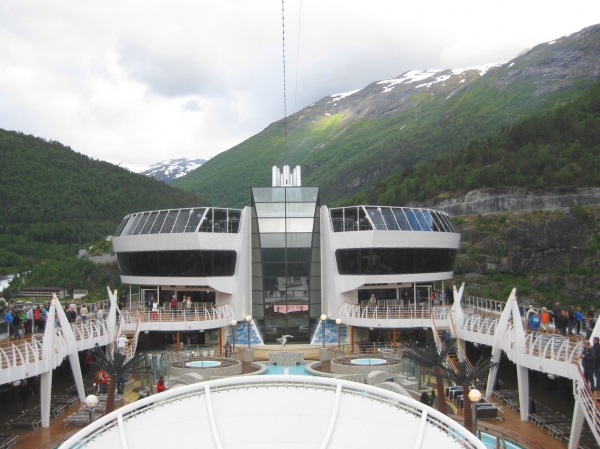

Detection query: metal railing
xmin=573 ymin=363 xmax=600 ymax=440
xmin=120 ymin=304 xmax=234 ymax=325
xmin=523 ymin=332 xmax=584 ymax=363
xmin=58 ymin=376 xmax=484 ymax=449
xmin=339 ymin=303 xmax=450 ymax=321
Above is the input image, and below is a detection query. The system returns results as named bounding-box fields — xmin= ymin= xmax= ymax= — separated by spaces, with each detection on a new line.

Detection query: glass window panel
xmin=149 ymin=210 xmax=168 ymax=234
xmin=252 ymin=249 xmax=261 ymax=261
xmin=286 ymin=203 xmax=315 ymax=217
xmin=309 ymin=277 xmax=319 ymax=290
xmin=228 ymin=210 xmax=242 ymax=233
xmin=252 ymin=291 xmax=264 ymax=302
xmin=344 ymin=207 xmax=359 ymax=232
xmin=115 ymin=250 xmax=237 ymax=276
xmin=159 ymin=210 xmax=177 ymax=234
xmin=440 ymin=213 xmax=457 ymax=233
xmin=251 ymin=305 xmax=264 ymax=318
xmin=185 ymin=208 xmax=207 ymax=232
xmin=404 ymin=209 xmax=422 ymax=230
xmin=252 ymin=263 xmax=263 ymax=276
xmin=286 ymin=233 xmax=312 ymax=247
xmin=123 ymin=215 xmax=142 ymax=236
xmin=260 ymin=233 xmax=286 ymax=248
xmin=262 ymin=263 xmax=286 ymax=277
xmin=172 ymin=209 xmax=192 ymax=233
xmin=414 ymin=210 xmax=432 ymax=231
xmin=115 ymin=216 xmax=130 ymax=236
xmin=262 ymin=248 xmax=286 ymax=263
xmin=257 ymin=218 xmax=285 ymax=233
xmin=392 ymin=209 xmax=411 ymax=230
xmin=310 ymin=262 xmax=321 ymax=276
xmin=252 ymin=187 xmax=286 ymax=203
xmin=286 ymin=218 xmax=314 ymax=233
xmin=213 ymin=209 xmax=228 ymax=233
xmin=287 ymin=263 xmax=310 ymax=277
xmin=312 ymin=233 xmax=320 ymax=247
xmin=365 ymin=207 xmax=387 ymax=230
xmin=252 ymin=277 xmax=263 ymax=290
xmin=431 ymin=211 xmax=448 ymax=232
xmin=333 ymin=248 xmax=458 ymax=275
xmin=286 ymin=187 xmax=319 ymax=202
xmin=255 ymin=203 xmax=285 ymax=218
xmin=380 ymin=208 xmax=400 ymax=230
xmin=287 ymin=248 xmax=311 ymax=262
xmin=132 ymin=212 xmax=150 ymax=235
xmin=140 ymin=211 xmax=158 ymax=234
xmin=251 ymin=233 xmax=260 ymax=247
xmin=312 ymin=250 xmax=321 ymax=262
xmin=330 ymin=208 xmax=344 ymax=232
xmin=422 ymin=210 xmax=439 ymax=231
xmin=358 ymin=207 xmax=372 ymax=231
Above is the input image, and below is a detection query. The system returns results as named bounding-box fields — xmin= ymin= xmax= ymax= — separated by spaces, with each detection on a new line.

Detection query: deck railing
xmin=339 ymin=303 xmax=450 ymax=321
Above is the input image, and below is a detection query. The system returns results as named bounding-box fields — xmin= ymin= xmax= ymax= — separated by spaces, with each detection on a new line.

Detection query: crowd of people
xmin=525 ymin=302 xmax=597 ymax=338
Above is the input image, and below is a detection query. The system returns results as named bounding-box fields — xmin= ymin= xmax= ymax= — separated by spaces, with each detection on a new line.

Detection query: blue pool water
xmin=351 ymin=358 xmax=387 ymax=365
xmin=185 ymin=361 xmax=222 ymax=368
xmin=481 ymin=432 xmax=526 ymax=449
xmin=264 ymin=365 xmax=311 ymax=375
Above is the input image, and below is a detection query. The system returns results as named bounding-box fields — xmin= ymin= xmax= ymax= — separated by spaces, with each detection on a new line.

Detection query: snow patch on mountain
xmin=105 ymin=157 xmax=206 ymax=184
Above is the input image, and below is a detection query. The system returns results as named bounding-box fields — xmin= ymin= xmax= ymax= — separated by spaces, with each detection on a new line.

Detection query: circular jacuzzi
xmin=185 ymin=360 xmax=222 ymax=368
xmin=351 ymin=358 xmax=387 ymax=366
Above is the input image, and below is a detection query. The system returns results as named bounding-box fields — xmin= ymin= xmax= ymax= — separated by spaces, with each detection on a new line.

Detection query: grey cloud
xmin=117 ymin=38 xmax=226 ymax=98
xmin=183 ymin=99 xmax=202 ymax=111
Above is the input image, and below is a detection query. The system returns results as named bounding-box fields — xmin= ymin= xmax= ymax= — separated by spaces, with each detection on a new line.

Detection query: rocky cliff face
xmin=454 ymin=207 xmax=600 ymax=302
xmin=414 ymin=187 xmax=600 ymax=216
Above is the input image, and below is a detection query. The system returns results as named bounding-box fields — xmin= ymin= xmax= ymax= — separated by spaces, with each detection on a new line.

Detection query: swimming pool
xmin=351 ymin=358 xmax=387 ymax=366
xmin=481 ymin=432 xmax=527 ymax=449
xmin=264 ymin=365 xmax=312 ymax=375
xmin=185 ymin=360 xmax=222 ymax=368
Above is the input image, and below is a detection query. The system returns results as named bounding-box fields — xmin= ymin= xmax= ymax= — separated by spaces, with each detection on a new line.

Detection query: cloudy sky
xmin=0 ymin=1 xmax=599 ymax=167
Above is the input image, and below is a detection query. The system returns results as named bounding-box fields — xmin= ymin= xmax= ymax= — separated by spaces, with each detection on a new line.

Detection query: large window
xmin=116 ymin=250 xmax=237 ymax=277
xmin=335 ymin=248 xmax=457 ymax=275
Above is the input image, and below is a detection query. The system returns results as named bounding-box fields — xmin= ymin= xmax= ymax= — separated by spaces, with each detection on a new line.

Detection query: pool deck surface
xmin=0 ymin=359 xmax=583 ymax=449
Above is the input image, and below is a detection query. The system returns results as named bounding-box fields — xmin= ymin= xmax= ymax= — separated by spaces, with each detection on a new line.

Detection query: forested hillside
xmin=0 ymin=129 xmax=203 ymax=276
xmin=174 ymin=24 xmax=600 ymax=207
xmin=350 ymin=75 xmax=600 ymax=206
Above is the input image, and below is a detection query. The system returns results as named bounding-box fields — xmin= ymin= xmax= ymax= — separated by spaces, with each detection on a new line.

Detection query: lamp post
xmin=335 ymin=318 xmax=342 ymax=350
xmin=245 ymin=315 xmax=252 ymax=348
xmin=85 ymin=394 xmax=99 ymax=423
xmin=468 ymin=389 xmax=482 ymax=438
xmin=320 ymin=314 xmax=327 ymax=348
xmin=230 ymin=319 xmax=237 ymax=352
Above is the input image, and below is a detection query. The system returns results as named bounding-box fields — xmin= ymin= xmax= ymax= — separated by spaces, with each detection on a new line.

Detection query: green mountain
xmin=359 ymin=73 xmax=600 ymax=206
xmin=0 ymin=129 xmax=203 ymax=276
xmin=173 ymin=24 xmax=600 ymax=207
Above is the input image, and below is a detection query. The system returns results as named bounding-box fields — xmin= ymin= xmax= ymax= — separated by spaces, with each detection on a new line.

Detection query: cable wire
xmin=281 ymin=0 xmax=288 ymax=166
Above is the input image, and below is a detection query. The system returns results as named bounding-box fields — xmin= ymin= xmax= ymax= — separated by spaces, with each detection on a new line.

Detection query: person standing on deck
xmin=529 ymin=311 xmax=541 ymax=338
xmin=580 ymin=340 xmax=596 ymax=390
xmin=552 ymin=302 xmax=562 ymax=331
xmin=557 ymin=311 xmax=568 ymax=337
xmin=26 ymin=305 xmax=33 ymax=334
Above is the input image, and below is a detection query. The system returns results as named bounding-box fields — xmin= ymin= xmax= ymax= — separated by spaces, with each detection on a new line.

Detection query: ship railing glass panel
xmin=115 ymin=208 xmax=244 ymax=236
xmin=329 ymin=206 xmax=457 ymax=233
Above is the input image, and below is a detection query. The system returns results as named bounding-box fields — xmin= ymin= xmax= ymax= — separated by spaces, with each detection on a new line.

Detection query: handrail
xmin=449 ymin=312 xmax=473 ymax=371
xmin=120 ymin=304 xmax=235 ymax=325
xmin=124 ymin=317 xmax=141 ymax=363
xmin=573 ymin=363 xmax=600 ymax=439
xmin=339 ymin=303 xmax=450 ymax=321
xmin=429 ymin=310 xmax=458 ymax=373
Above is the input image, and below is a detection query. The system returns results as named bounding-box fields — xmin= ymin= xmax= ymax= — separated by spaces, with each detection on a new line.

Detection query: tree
xmin=401 ymin=339 xmax=459 ymax=416
xmin=443 ymin=355 xmax=496 ymax=433
xmin=90 ymin=344 xmax=149 ymax=414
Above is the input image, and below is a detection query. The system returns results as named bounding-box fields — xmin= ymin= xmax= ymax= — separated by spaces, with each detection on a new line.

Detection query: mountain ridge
xmin=173 ymin=23 xmax=600 ymax=207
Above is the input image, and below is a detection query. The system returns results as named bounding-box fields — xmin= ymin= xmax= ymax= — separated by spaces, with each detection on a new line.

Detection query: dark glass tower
xmin=251 ymin=186 xmax=321 ymax=343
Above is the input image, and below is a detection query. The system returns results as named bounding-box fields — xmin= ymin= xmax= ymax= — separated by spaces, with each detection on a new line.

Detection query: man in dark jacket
xmin=12 ymin=310 xmax=21 ymax=340
xmin=557 ymin=311 xmax=568 ymax=337
xmin=552 ymin=302 xmax=562 ymax=330
xmin=581 ymin=340 xmax=596 ymax=389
